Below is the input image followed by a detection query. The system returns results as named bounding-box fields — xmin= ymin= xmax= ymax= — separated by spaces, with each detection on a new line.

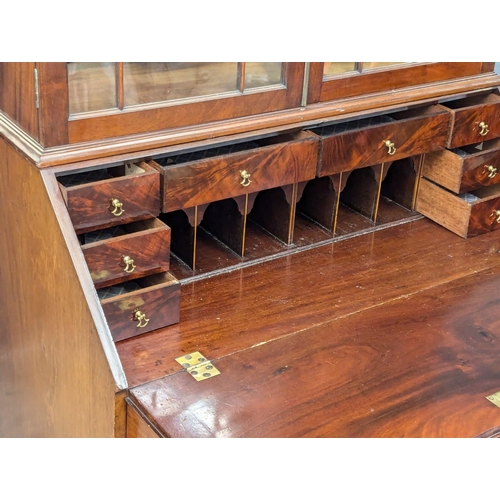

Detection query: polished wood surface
xmin=0 ymin=63 xmax=39 ymax=140
xmin=60 ymin=163 xmax=160 ymax=233
xmin=158 ymin=131 xmax=318 ymax=212
xmin=81 ymin=218 xmax=170 ymax=289
xmin=117 ymin=218 xmax=500 ymax=388
xmin=126 ymin=399 xmax=161 ymax=438
xmin=445 ymin=93 xmax=500 ymax=148
xmin=125 ymin=218 xmax=500 ymax=437
xmin=130 ymin=262 xmax=500 ymax=437
xmin=37 ymin=63 xmax=69 ymax=147
xmin=0 ymin=137 xmax=118 ymax=437
xmin=423 ymin=140 xmax=500 ymax=193
xmin=316 ymin=105 xmax=451 ymax=175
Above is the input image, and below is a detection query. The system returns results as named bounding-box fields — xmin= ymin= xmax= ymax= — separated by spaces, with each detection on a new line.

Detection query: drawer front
xmin=423 ymin=144 xmax=500 ymax=194
xmin=63 ymin=166 xmax=160 ymax=233
xmin=100 ymin=273 xmax=180 ymax=342
xmin=318 ymin=109 xmax=451 ymax=175
xmin=416 ymin=178 xmax=500 ymax=238
xmin=468 ymin=195 xmax=500 ymax=238
xmin=448 ymin=100 xmax=500 ymax=149
xmin=82 ymin=221 xmax=170 ymax=289
xmin=158 ymin=132 xmax=319 ymax=212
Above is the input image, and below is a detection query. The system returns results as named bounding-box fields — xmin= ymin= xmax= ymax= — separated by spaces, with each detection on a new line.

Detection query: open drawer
xmin=150 ymin=131 xmax=319 ymax=212
xmin=80 ymin=219 xmax=170 ymax=289
xmin=423 ymin=138 xmax=500 ymax=193
xmin=440 ymin=92 xmax=500 ymax=148
xmin=57 ymin=162 xmax=160 ymax=234
xmin=309 ymin=105 xmax=451 ymax=176
xmin=99 ymin=272 xmax=180 ymax=342
xmin=416 ymin=178 xmax=500 ymax=238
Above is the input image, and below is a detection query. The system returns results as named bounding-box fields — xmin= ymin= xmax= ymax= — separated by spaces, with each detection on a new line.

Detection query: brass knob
xmin=491 ymin=210 xmax=500 ymax=223
xmin=479 ymin=122 xmax=490 ymax=137
xmin=133 ymin=310 xmax=150 ymax=328
xmin=109 ymin=198 xmax=124 ymax=216
xmin=384 ymin=140 xmax=397 ymax=156
xmin=240 ymin=170 xmax=252 ymax=187
xmin=122 ymin=255 xmax=136 ymax=273
xmin=485 ymin=165 xmax=498 ymax=179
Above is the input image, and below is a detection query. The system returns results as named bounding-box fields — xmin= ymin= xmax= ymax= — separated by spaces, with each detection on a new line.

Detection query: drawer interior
xmin=57 ymin=163 xmax=149 ymax=188
xmin=154 ymin=131 xmax=307 ymax=168
xmin=441 ymin=93 xmax=500 ymax=111
xmin=79 ymin=218 xmax=166 ymax=245
xmin=98 ymin=272 xmax=177 ymax=302
xmin=469 ymin=183 xmax=500 ymax=201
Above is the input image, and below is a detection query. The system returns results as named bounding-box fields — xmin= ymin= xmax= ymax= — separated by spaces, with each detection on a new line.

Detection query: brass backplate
xmin=175 ymin=351 xmax=221 ymax=381
xmin=486 ymin=391 xmax=500 ymax=408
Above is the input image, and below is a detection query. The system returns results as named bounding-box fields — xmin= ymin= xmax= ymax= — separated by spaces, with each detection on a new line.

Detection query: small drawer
xmin=416 ymin=178 xmax=500 ymax=238
xmin=81 ymin=219 xmax=171 ymax=289
xmin=311 ymin=105 xmax=451 ymax=176
xmin=423 ymin=139 xmax=500 ymax=194
xmin=440 ymin=93 xmax=500 ymax=148
xmin=151 ymin=131 xmax=319 ymax=212
xmin=99 ymin=272 xmax=180 ymax=342
xmin=58 ymin=162 xmax=160 ymax=234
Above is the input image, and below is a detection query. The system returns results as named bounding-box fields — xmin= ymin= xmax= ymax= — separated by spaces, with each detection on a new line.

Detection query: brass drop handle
xmin=384 ymin=140 xmax=397 ymax=156
xmin=485 ymin=165 xmax=498 ymax=178
xmin=122 ymin=255 xmax=136 ymax=273
xmin=109 ymin=198 xmax=124 ymax=216
xmin=479 ymin=122 xmax=489 ymax=137
xmin=491 ymin=210 xmax=500 ymax=223
xmin=240 ymin=170 xmax=252 ymax=187
xmin=133 ymin=310 xmax=150 ymax=328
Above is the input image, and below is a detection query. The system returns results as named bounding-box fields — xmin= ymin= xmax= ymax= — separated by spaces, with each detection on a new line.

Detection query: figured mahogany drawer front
xmin=423 ymin=139 xmax=500 ymax=194
xmin=154 ymin=131 xmax=319 ymax=212
xmin=416 ymin=178 xmax=500 ymax=238
xmin=312 ymin=105 xmax=451 ymax=176
xmin=58 ymin=162 xmax=160 ymax=234
xmin=442 ymin=93 xmax=500 ymax=148
xmin=81 ymin=219 xmax=171 ymax=289
xmin=99 ymin=273 xmax=180 ymax=342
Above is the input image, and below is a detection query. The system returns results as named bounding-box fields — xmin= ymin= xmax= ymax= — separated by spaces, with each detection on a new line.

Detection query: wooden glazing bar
xmin=116 ymin=63 xmax=124 ymax=110
xmin=237 ymin=63 xmax=246 ymax=93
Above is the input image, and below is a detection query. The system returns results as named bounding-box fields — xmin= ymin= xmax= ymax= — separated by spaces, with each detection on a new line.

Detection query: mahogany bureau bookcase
xmin=1 ymin=62 xmax=500 ymax=437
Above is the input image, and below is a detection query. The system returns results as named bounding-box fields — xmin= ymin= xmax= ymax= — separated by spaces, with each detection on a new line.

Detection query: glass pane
xmin=244 ymin=62 xmax=283 ymax=89
xmin=68 ymin=62 xmax=117 ymax=115
xmin=123 ymin=62 xmax=238 ymax=106
xmin=323 ymin=62 xmax=357 ymax=77
xmin=362 ymin=62 xmax=406 ymax=70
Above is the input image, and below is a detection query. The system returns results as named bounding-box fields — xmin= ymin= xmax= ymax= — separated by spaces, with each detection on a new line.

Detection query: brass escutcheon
xmin=384 ymin=140 xmax=397 ymax=156
xmin=122 ymin=255 xmax=136 ymax=273
xmin=109 ymin=198 xmax=124 ymax=216
xmin=485 ymin=165 xmax=498 ymax=178
xmin=491 ymin=210 xmax=500 ymax=223
xmin=240 ymin=170 xmax=252 ymax=187
xmin=479 ymin=121 xmax=490 ymax=136
xmin=133 ymin=310 xmax=150 ymax=328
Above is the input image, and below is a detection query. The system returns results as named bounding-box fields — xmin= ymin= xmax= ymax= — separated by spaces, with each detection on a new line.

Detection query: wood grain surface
xmin=130 ymin=264 xmax=500 ymax=437
xmin=117 ymin=218 xmax=500 ymax=388
xmin=0 ymin=137 xmax=118 ymax=437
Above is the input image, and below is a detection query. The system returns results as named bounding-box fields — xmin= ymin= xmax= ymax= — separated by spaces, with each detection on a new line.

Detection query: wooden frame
xmin=36 ymin=63 xmax=305 ymax=145
xmin=307 ymin=62 xmax=494 ymax=104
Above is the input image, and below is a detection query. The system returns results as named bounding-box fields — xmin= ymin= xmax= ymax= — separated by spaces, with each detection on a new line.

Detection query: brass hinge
xmin=486 ymin=391 xmax=500 ymax=408
xmin=34 ymin=68 xmax=39 ymax=109
xmin=175 ymin=351 xmax=221 ymax=382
